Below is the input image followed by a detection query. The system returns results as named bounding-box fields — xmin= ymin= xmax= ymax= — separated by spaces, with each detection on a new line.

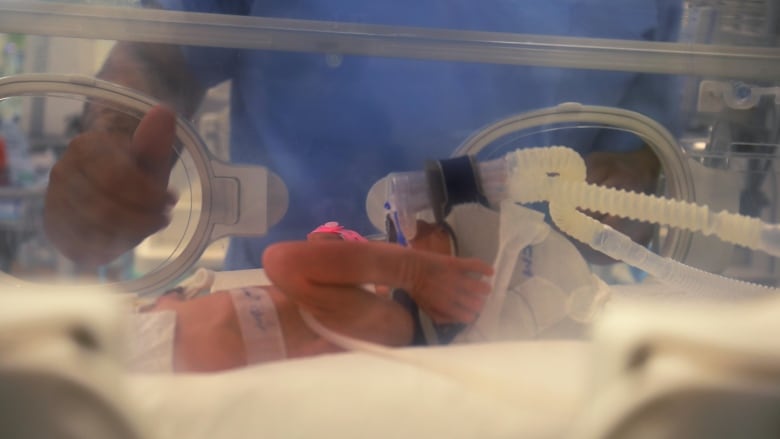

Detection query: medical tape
xmin=228 ymin=287 xmax=287 ymax=364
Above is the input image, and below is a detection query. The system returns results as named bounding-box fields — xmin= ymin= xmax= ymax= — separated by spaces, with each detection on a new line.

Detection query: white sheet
xmin=127 ymin=341 xmax=589 ymax=439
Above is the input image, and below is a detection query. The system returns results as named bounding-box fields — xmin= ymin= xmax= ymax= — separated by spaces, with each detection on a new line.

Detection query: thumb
xmin=131 ymin=104 xmax=177 ymax=182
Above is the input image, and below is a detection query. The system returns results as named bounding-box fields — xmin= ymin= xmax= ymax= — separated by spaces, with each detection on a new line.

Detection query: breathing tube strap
xmin=425 ymin=155 xmax=489 ymax=224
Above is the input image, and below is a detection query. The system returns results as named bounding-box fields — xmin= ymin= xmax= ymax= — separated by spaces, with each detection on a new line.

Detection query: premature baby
xmin=128 ymin=221 xmax=493 ymax=372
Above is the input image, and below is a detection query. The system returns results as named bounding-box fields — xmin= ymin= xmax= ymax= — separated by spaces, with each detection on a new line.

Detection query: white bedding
xmin=127 ymin=341 xmax=589 ymax=439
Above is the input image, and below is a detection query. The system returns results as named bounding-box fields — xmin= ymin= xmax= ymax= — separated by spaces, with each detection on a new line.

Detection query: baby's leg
xmin=138 ymin=284 xmax=413 ymax=372
xmin=148 ymin=291 xmax=246 ymax=372
xmin=223 ymin=285 xmax=416 ymax=360
xmin=148 ymin=287 xmax=339 ymax=370
xmin=277 ymin=284 xmax=415 ymax=350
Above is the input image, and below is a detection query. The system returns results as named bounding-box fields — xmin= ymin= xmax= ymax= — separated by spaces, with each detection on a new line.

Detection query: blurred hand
xmin=581 ymin=145 xmax=661 ymax=264
xmin=44 ymin=105 xmax=178 ymax=267
xmin=397 ymin=220 xmax=490 ymax=323
xmin=405 ymin=251 xmax=494 ymax=324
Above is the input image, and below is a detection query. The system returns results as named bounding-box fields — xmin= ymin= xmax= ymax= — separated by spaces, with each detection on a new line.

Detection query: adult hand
xmin=581 ymin=145 xmax=661 ymax=264
xmin=44 ymin=105 xmax=178 ymax=267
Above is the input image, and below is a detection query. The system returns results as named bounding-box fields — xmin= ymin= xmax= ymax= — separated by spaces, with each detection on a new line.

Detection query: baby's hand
xmin=403 ymin=252 xmax=493 ymax=324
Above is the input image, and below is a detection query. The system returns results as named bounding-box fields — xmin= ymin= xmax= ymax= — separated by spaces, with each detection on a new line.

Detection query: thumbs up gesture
xmin=44 ymin=105 xmax=179 ymax=267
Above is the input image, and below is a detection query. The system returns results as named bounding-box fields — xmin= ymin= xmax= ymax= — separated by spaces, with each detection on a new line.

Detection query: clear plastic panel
xmin=0 ymin=2 xmax=777 ymax=284
xmin=0 ymin=3 xmax=776 ymax=288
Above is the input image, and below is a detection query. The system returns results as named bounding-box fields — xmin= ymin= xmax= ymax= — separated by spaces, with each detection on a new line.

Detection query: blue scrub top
xmin=160 ymin=0 xmax=682 ymax=269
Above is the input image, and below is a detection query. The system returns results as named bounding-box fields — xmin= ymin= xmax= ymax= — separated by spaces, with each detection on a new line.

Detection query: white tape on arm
xmin=229 ymin=287 xmax=287 ymax=364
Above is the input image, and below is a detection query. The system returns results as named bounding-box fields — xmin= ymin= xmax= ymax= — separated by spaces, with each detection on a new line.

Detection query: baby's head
xmin=407 ymin=220 xmax=456 ymax=256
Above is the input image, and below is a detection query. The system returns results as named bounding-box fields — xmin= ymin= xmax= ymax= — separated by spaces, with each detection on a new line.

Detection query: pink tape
xmin=309 ymin=221 xmax=367 ymax=242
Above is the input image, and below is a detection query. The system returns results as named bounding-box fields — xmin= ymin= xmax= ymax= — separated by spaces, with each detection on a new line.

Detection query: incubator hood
xmin=0 ymin=74 xmax=289 ymax=294
xmin=0 ymin=0 xmax=778 ymax=291
xmin=0 ymin=94 xmax=704 ymax=295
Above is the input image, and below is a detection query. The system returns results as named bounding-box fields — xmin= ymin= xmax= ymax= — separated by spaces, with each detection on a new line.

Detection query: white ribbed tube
xmin=506 ymin=146 xmax=780 ymax=298
xmin=549 ymin=202 xmax=775 ymax=299
xmin=551 ymin=181 xmax=764 ymax=251
xmin=508 ymin=147 xmax=767 ymax=255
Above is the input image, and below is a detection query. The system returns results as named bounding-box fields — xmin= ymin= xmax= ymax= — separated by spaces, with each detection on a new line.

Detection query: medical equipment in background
xmin=677 ymin=0 xmax=780 ymax=284
xmin=0 ymin=186 xmax=43 ymax=272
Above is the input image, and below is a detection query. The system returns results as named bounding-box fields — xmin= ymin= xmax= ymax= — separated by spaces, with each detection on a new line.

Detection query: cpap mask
xmin=0 ymin=74 xmax=288 ymax=294
xmin=448 ymin=201 xmax=610 ymax=341
xmin=381 ymin=152 xmax=610 ymax=337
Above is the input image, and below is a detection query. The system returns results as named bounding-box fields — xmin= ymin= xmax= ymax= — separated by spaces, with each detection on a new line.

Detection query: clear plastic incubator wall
xmin=1 ymin=1 xmax=779 ymax=438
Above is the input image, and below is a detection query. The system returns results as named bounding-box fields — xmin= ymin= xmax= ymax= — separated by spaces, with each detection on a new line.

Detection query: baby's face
xmin=408 ymin=220 xmax=453 ymax=256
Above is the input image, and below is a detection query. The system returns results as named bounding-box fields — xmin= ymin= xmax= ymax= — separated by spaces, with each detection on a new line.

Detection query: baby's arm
xmin=263 ymin=241 xmax=493 ymax=324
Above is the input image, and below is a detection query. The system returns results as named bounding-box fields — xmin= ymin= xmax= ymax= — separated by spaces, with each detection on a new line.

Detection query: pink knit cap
xmin=308 ymin=221 xmax=367 ymax=242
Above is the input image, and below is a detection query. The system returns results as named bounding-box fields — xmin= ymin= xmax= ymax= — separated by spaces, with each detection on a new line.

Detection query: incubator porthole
xmin=0 ymin=92 xmax=202 ymax=288
xmin=0 ymin=74 xmax=229 ymax=294
xmin=452 ymin=104 xmax=695 ymax=277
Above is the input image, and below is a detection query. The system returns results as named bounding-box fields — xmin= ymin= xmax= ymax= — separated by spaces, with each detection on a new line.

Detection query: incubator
xmin=1 ymin=0 xmax=780 ymax=438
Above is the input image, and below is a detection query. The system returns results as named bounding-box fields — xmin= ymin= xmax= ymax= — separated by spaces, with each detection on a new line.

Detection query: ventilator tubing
xmin=507 ymin=146 xmax=780 ymax=298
